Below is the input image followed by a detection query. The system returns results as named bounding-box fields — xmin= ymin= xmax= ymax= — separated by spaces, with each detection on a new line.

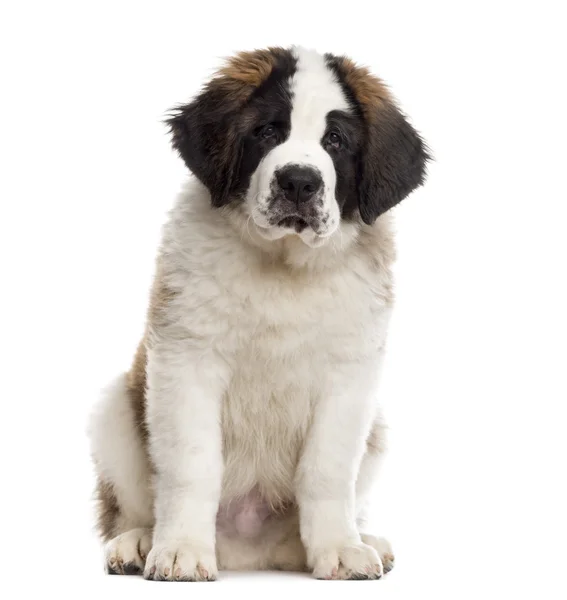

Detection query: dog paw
xmin=105 ymin=528 xmax=152 ymax=575
xmin=360 ymin=533 xmax=395 ymax=574
xmin=311 ymin=540 xmax=383 ymax=580
xmin=143 ymin=541 xmax=217 ymax=581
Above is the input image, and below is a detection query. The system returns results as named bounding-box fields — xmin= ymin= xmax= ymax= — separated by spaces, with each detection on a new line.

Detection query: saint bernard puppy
xmin=89 ymin=46 xmax=428 ymax=581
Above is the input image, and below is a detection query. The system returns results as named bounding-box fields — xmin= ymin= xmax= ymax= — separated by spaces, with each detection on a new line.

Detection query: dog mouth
xmin=277 ymin=216 xmax=309 ymax=232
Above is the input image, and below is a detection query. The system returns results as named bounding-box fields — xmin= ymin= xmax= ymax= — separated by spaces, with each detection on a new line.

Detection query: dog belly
xmin=216 ymin=488 xmax=274 ymax=538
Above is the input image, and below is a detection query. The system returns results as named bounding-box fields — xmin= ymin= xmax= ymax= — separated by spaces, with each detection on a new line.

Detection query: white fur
xmin=89 ymin=375 xmax=153 ymax=530
xmin=90 ymin=49 xmax=397 ymax=580
xmin=247 ymin=47 xmax=348 ymax=247
xmin=125 ymin=177 xmax=393 ymax=579
xmin=105 ymin=528 xmax=152 ymax=574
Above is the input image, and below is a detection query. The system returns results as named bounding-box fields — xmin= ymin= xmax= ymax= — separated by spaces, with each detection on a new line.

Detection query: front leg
xmin=143 ymin=343 xmax=229 ymax=582
xmin=296 ymin=358 xmax=384 ymax=580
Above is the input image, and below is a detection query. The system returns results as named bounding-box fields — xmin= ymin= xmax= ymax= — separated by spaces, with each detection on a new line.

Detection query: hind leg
xmin=360 ymin=533 xmax=395 ymax=574
xmin=90 ymin=373 xmax=154 ymax=574
xmin=354 ymin=416 xmax=395 ymax=577
xmin=105 ymin=528 xmax=153 ymax=575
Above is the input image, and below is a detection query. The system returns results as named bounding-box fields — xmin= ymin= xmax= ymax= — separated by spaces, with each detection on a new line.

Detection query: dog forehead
xmin=288 ymin=48 xmax=350 ymax=140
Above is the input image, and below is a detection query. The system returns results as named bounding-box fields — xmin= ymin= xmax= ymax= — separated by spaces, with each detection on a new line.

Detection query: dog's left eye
xmin=325 ymin=131 xmax=343 ymax=150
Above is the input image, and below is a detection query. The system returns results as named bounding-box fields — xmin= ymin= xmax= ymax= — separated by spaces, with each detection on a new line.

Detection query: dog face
xmin=243 ymin=51 xmax=363 ymax=247
xmin=167 ymin=47 xmax=428 ymax=247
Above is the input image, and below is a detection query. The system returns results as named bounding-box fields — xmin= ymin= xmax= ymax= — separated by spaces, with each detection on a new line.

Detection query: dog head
xmin=167 ymin=47 xmax=428 ymax=247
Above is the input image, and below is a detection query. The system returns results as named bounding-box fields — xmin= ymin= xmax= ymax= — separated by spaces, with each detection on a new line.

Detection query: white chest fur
xmin=155 ymin=182 xmax=394 ymax=507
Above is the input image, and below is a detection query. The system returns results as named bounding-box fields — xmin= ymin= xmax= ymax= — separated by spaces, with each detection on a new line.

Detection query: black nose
xmin=276 ymin=166 xmax=323 ymax=204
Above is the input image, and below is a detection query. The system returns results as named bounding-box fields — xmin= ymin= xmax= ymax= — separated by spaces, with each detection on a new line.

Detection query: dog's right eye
xmin=257 ymin=123 xmax=276 ymax=139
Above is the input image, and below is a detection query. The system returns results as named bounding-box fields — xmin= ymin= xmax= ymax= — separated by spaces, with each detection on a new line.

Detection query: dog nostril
xmin=297 ymin=179 xmax=321 ymax=203
xmin=280 ymin=180 xmax=295 ymax=192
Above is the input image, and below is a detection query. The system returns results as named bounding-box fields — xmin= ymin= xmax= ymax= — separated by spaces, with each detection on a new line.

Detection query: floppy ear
xmin=166 ymin=88 xmax=242 ymax=207
xmin=358 ymin=103 xmax=429 ymax=225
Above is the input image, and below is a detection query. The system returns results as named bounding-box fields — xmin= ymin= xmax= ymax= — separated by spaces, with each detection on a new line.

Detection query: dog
xmin=89 ymin=45 xmax=428 ymax=581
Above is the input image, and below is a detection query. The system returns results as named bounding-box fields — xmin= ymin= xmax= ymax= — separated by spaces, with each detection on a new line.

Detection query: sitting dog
xmin=89 ymin=45 xmax=428 ymax=581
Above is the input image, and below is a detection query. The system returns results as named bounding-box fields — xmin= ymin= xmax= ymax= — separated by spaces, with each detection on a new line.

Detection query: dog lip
xmin=277 ymin=216 xmax=309 ymax=232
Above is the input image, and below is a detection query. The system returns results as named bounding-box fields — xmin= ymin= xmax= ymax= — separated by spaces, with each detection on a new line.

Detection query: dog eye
xmin=260 ymin=124 xmax=276 ymax=139
xmin=326 ymin=131 xmax=342 ymax=150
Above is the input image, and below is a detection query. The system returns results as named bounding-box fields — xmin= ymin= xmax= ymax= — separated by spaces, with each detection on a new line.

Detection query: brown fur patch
xmin=366 ymin=419 xmax=387 ymax=456
xmin=94 ymin=269 xmax=174 ymax=540
xmin=127 ymin=339 xmax=148 ymax=443
xmin=220 ymin=47 xmax=286 ymax=87
xmin=95 ymin=477 xmax=120 ymax=541
xmin=147 ymin=261 xmax=177 ymax=328
xmin=329 ymin=55 xmax=392 ymax=120
xmin=199 ymin=47 xmax=289 ymax=105
xmin=127 ymin=264 xmax=177 ymax=447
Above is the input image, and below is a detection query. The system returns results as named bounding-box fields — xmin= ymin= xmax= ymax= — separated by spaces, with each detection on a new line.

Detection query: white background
xmin=1 ymin=1 xmax=566 ymax=598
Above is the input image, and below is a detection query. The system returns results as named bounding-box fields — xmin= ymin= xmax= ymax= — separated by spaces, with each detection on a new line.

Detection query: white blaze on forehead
xmin=246 ymin=48 xmax=349 ymax=245
xmin=289 ymin=47 xmax=350 ymax=141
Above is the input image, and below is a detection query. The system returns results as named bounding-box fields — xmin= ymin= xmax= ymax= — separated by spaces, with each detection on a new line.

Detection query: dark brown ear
xmin=166 ymin=86 xmax=243 ymax=207
xmin=359 ymin=103 xmax=429 ymax=225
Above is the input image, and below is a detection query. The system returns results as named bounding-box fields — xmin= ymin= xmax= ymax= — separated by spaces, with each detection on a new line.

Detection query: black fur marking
xmin=324 ymin=53 xmax=364 ymax=117
xmin=348 ymin=572 xmax=382 ymax=580
xmin=106 ymin=561 xmax=142 ymax=576
xmin=325 ymin=54 xmax=429 ymax=224
xmin=122 ymin=562 xmax=143 ymax=575
xmin=321 ymin=109 xmax=365 ymax=218
xmin=166 ymin=50 xmax=297 ymax=207
xmin=235 ymin=81 xmax=295 ymax=199
xmin=358 ymin=104 xmax=429 ymax=224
